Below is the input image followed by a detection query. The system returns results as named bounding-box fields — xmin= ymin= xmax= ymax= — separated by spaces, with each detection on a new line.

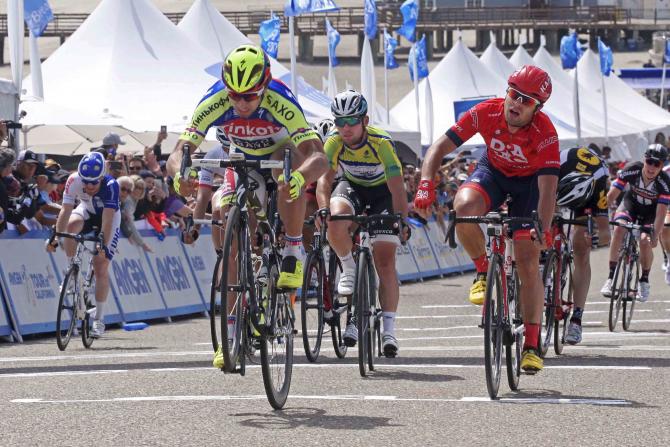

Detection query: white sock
xmin=383 ymin=312 xmax=396 ymax=334
xmin=339 ymin=252 xmax=355 ymax=272
xmin=283 ymin=234 xmax=305 ymax=259
xmin=94 ymin=300 xmax=105 ymax=321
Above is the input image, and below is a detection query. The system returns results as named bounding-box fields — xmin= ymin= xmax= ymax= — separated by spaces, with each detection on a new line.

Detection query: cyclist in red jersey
xmin=413 ymin=65 xmax=559 ymax=373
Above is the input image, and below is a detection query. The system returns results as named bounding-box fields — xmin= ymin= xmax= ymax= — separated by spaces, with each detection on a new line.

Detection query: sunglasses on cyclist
xmin=334 ymin=116 xmax=363 ymax=127
xmin=507 ymin=88 xmax=541 ymax=107
xmin=645 ymin=158 xmax=662 ymax=167
xmin=227 ymin=88 xmax=264 ymax=102
xmin=82 ymin=179 xmax=100 ymax=185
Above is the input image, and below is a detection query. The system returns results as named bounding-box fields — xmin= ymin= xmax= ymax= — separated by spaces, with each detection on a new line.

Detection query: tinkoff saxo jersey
xmin=181 ymin=79 xmax=319 ymax=158
xmin=324 ymin=126 xmax=403 ymax=187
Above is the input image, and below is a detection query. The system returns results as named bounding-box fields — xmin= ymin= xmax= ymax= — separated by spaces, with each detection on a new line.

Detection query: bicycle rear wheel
xmin=355 ymin=251 xmax=373 ymax=377
xmin=540 ymin=251 xmax=558 ymax=357
xmin=484 ymin=255 xmax=503 ymax=399
xmin=260 ymin=263 xmax=294 ymax=410
xmin=554 ymin=259 xmax=573 ymax=355
xmin=209 ymin=254 xmax=223 ymax=353
xmin=505 ymin=270 xmax=522 ymax=391
xmin=366 ymin=260 xmax=379 ymax=371
xmin=56 ymin=266 xmax=79 ymax=351
xmin=609 ymin=255 xmax=626 ymax=332
xmin=300 ymin=251 xmax=324 ymax=362
xmin=81 ymin=277 xmax=95 ymax=349
xmin=219 ymin=206 xmax=245 ymax=373
xmin=622 ymin=259 xmax=639 ymax=331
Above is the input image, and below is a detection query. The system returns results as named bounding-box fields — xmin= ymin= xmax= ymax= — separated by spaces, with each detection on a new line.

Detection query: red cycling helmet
xmin=508 ymin=65 xmax=552 ymax=104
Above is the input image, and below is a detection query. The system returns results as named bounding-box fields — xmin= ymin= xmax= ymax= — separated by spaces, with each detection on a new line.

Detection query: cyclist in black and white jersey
xmin=601 ymin=144 xmax=670 ymax=302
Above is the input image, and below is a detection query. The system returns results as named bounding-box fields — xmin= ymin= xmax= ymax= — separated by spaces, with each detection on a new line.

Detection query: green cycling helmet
xmin=222 ymin=44 xmax=271 ymax=93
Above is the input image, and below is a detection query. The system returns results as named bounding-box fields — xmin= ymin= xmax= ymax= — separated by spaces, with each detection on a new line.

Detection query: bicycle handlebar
xmin=191 ymin=157 xmax=285 ymax=171
xmin=329 ymin=213 xmax=402 ymax=229
xmin=446 ymin=209 xmax=541 ymax=249
xmin=609 ymin=220 xmax=654 ymax=235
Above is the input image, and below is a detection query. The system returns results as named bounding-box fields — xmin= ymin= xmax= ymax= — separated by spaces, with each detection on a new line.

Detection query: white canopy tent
xmin=21 ymin=0 xmax=224 ymax=155
xmin=178 ymin=0 xmax=420 ymax=158
xmin=509 ymin=44 xmax=535 ymax=68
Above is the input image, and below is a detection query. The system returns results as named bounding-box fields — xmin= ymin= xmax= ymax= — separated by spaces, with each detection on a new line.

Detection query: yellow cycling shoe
xmin=521 ymin=348 xmax=544 ymax=374
xmin=277 ymin=256 xmax=303 ymax=289
xmin=469 ymin=276 xmax=486 ymax=305
xmin=212 ymin=346 xmax=224 ymax=369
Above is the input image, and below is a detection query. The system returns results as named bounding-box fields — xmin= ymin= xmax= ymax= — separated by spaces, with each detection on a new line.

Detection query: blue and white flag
xmin=408 ymin=34 xmax=429 ymax=81
xmin=396 ymin=0 xmax=418 ymax=43
xmin=364 ymin=0 xmax=377 ymax=40
xmin=284 ymin=0 xmax=339 ymax=16
xmin=384 ymin=30 xmax=399 ymax=69
xmin=24 ymin=0 xmax=53 ymax=37
xmin=560 ymin=32 xmax=582 ymax=69
xmin=665 ymin=40 xmax=670 ymax=64
xmin=598 ymin=38 xmax=613 ymax=76
xmin=259 ymin=13 xmax=281 ymax=59
xmin=326 ymin=18 xmax=341 ymax=67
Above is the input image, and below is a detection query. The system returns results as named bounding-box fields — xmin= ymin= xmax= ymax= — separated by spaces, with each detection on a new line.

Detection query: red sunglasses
xmin=227 ymin=88 xmax=264 ymax=102
xmin=507 ymin=87 xmax=541 ymax=107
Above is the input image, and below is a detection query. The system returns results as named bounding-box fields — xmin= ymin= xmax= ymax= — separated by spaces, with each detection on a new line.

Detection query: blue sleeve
xmin=103 ymin=178 xmax=120 ymax=211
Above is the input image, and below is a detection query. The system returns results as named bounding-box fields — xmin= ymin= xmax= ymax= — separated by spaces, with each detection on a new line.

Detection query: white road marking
xmin=10 ymin=394 xmax=633 ymax=406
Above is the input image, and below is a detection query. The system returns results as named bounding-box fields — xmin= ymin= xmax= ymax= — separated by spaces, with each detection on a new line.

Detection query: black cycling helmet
xmin=644 ymin=143 xmax=668 ymax=162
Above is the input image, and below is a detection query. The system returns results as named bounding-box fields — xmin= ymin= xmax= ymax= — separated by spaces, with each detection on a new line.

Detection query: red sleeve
xmin=536 ymin=122 xmax=560 ymax=175
xmin=445 ymin=101 xmax=491 ymax=147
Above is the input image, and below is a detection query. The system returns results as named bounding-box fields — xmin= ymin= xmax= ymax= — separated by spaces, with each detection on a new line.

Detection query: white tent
xmin=576 ymin=49 xmax=670 ymax=143
xmin=178 ymin=0 xmax=420 ymax=157
xmin=509 ymin=44 xmax=535 ymax=69
xmin=23 ymin=0 xmax=220 ymax=135
xmin=480 ymin=41 xmax=516 ymax=79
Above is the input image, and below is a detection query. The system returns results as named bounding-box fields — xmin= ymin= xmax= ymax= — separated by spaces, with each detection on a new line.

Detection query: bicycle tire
xmin=609 ymin=254 xmax=626 ymax=332
xmin=484 ymin=254 xmax=503 ymax=399
xmin=260 ymin=263 xmax=294 ymax=409
xmin=219 ymin=206 xmax=245 ymax=373
xmin=209 ymin=254 xmax=223 ymax=353
xmin=56 ymin=266 xmax=78 ymax=351
xmin=540 ymin=250 xmax=558 ymax=357
xmin=81 ymin=290 xmax=94 ymax=349
xmin=328 ymin=252 xmax=348 ymax=358
xmin=367 ymin=257 xmax=378 ymax=371
xmin=505 ymin=269 xmax=522 ymax=391
xmin=300 ymin=251 xmax=324 ymax=362
xmin=355 ymin=250 xmax=372 ymax=377
xmin=622 ymin=258 xmax=639 ymax=331
xmin=554 ymin=259 xmax=573 ymax=355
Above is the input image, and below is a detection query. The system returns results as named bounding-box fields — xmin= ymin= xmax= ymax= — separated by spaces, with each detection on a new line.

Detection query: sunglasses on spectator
xmin=645 ymin=158 xmax=662 ymax=167
xmin=121 ymin=187 xmax=133 ymax=193
xmin=128 ymin=165 xmax=142 ymax=171
xmin=334 ymin=116 xmax=363 ymax=127
xmin=227 ymin=88 xmax=264 ymax=102
xmin=82 ymin=179 xmax=100 ymax=185
xmin=507 ymin=88 xmax=541 ymax=107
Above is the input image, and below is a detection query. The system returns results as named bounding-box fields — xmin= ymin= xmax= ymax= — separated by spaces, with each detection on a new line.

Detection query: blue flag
xmin=384 ymin=30 xmax=399 ymax=70
xmin=396 ymin=0 xmax=418 ymax=43
xmin=284 ymin=0 xmax=339 ymax=16
xmin=408 ymin=35 xmax=429 ymax=81
xmin=665 ymin=40 xmax=670 ymax=64
xmin=326 ymin=18 xmax=341 ymax=67
xmin=364 ymin=0 xmax=377 ymax=40
xmin=259 ymin=13 xmax=281 ymax=59
xmin=24 ymin=0 xmax=53 ymax=37
xmin=598 ymin=38 xmax=613 ymax=77
xmin=560 ymin=32 xmax=582 ymax=69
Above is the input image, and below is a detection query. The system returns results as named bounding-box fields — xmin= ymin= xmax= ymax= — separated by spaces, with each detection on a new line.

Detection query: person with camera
xmin=46 ymin=152 xmax=121 ymax=338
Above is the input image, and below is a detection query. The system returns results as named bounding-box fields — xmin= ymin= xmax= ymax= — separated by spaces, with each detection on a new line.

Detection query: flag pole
xmin=289 ymin=16 xmax=298 ymax=95
xmin=574 ymin=64 xmax=582 ymax=146
xmin=600 ymin=69 xmax=608 ymax=145
xmin=384 ymin=28 xmax=389 ymax=124
xmin=412 ymin=42 xmax=420 ymax=135
xmin=660 ymin=38 xmax=667 ymax=109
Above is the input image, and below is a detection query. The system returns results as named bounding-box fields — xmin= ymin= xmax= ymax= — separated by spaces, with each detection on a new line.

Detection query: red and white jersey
xmin=446 ymin=98 xmax=560 ymax=177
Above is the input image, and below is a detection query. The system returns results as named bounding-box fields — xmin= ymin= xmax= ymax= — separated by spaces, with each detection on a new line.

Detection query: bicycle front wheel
xmin=209 ymin=253 xmax=223 ymax=353
xmin=260 ymin=264 xmax=294 ymax=410
xmin=622 ymin=259 xmax=639 ymax=331
xmin=219 ymin=205 xmax=245 ymax=373
xmin=300 ymin=251 xmax=324 ymax=362
xmin=609 ymin=255 xmax=626 ymax=332
xmin=540 ymin=251 xmax=558 ymax=357
xmin=81 ymin=282 xmax=95 ymax=349
xmin=554 ymin=258 xmax=573 ymax=355
xmin=56 ymin=266 xmax=79 ymax=351
xmin=484 ymin=255 xmax=503 ymax=399
xmin=505 ymin=270 xmax=522 ymax=391
xmin=355 ymin=251 xmax=373 ymax=377
xmin=328 ymin=251 xmax=348 ymax=358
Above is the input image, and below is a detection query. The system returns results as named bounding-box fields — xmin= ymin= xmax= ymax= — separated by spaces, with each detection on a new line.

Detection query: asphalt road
xmin=1 ymin=246 xmax=669 ymax=446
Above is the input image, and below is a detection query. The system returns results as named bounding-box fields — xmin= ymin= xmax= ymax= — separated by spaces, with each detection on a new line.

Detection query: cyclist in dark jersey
xmin=601 ymin=144 xmax=670 ymax=302
xmin=556 ymin=146 xmax=610 ymax=345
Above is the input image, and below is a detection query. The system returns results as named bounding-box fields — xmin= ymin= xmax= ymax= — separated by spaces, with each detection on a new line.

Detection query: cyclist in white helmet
xmin=46 ymin=152 xmax=121 ymax=338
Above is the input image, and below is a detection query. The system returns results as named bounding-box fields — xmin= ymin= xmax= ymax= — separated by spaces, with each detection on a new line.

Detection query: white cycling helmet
xmin=331 ymin=89 xmax=368 ymax=118
xmin=215 ymin=127 xmax=231 ymax=148
xmin=312 ymin=119 xmax=335 ymax=142
xmin=557 ymin=172 xmax=594 ymax=208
